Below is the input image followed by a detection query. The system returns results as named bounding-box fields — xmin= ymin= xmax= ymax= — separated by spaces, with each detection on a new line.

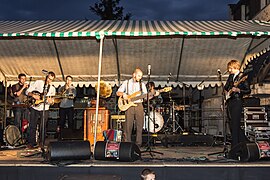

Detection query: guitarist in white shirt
xmin=116 ymin=68 xmax=147 ymax=147
xmin=224 ymin=60 xmax=251 ymax=149
xmin=25 ymin=71 xmax=56 ymax=149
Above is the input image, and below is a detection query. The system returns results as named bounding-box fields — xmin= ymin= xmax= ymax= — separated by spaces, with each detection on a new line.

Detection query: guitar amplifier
xmin=84 ymin=108 xmax=109 ymax=148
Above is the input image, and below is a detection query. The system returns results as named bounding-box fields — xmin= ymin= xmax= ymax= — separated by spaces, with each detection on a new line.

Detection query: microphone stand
xmin=40 ymin=75 xmax=49 ymax=157
xmin=141 ymin=67 xmax=163 ymax=157
xmin=208 ymin=72 xmax=228 ymax=158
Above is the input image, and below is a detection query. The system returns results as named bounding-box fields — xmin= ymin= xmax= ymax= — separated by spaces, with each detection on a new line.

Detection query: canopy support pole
xmin=241 ymin=37 xmax=254 ymax=67
xmin=52 ymin=38 xmax=65 ymax=81
xmin=176 ymin=37 xmax=185 ymax=82
xmin=94 ymin=33 xmax=105 ymax=150
xmin=0 ymin=69 xmax=7 ymax=129
xmin=112 ymin=37 xmax=121 ymax=86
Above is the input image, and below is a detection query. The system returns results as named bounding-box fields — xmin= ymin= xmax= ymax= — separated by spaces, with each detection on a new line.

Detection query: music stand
xmin=208 ymin=72 xmax=229 ymax=157
xmin=141 ymin=68 xmax=163 ymax=157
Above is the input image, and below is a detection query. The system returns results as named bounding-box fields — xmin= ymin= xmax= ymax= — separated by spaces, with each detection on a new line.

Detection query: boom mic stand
xmin=141 ymin=65 xmax=163 ymax=157
xmin=208 ymin=72 xmax=228 ymax=158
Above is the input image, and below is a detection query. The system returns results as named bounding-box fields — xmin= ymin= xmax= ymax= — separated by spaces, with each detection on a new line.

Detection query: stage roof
xmin=0 ymin=20 xmax=270 ymax=87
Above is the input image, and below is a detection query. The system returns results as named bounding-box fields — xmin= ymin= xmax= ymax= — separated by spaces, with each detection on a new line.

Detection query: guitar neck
xmin=130 ymin=93 xmax=147 ymax=102
xmin=130 ymin=89 xmax=165 ymax=102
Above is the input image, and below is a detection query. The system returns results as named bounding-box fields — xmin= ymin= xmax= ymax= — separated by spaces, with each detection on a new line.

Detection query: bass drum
xmin=144 ymin=111 xmax=164 ymax=133
xmin=3 ymin=125 xmax=22 ymax=146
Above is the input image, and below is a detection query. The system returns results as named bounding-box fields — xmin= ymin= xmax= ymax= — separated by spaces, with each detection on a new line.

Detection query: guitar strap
xmin=127 ymin=80 xmax=129 ymax=95
xmin=139 ymin=80 xmax=142 ymax=93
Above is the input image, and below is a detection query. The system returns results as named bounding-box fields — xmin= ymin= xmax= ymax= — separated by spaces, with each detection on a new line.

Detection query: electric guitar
xmin=118 ymin=87 xmax=172 ymax=111
xmin=225 ymin=75 xmax=248 ymax=101
xmin=28 ymin=91 xmax=75 ymax=107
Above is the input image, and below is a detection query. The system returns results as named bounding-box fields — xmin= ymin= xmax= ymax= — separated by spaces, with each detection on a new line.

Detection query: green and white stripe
xmin=1 ymin=20 xmax=270 ymax=39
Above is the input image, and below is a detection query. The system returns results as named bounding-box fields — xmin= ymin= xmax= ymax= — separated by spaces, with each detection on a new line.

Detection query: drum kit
xmin=143 ymin=91 xmax=185 ymax=134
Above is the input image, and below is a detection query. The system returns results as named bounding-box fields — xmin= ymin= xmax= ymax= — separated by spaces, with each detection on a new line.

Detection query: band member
xmin=146 ymin=81 xmax=162 ymax=105
xmin=116 ymin=68 xmax=147 ymax=147
xmin=26 ymin=71 xmax=56 ymax=149
xmin=224 ymin=60 xmax=251 ymax=148
xmin=10 ymin=73 xmax=29 ymax=130
xmin=57 ymin=75 xmax=76 ymax=137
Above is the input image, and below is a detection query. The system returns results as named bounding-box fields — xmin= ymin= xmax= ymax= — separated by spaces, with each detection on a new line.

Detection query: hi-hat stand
xmin=163 ymin=92 xmax=184 ymax=134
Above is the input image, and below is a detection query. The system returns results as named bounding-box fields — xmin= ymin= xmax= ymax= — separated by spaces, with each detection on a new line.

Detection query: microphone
xmin=167 ymin=73 xmax=172 ymax=84
xmin=42 ymin=69 xmax=48 ymax=75
xmin=217 ymin=69 xmax=222 ymax=75
xmin=147 ymin=64 xmax=151 ymax=76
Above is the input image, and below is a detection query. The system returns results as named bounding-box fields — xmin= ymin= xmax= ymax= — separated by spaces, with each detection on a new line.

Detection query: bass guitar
xmin=118 ymin=87 xmax=172 ymax=111
xmin=225 ymin=75 xmax=248 ymax=101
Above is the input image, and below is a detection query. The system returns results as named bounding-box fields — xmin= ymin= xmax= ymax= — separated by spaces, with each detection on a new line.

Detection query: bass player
xmin=116 ymin=68 xmax=147 ymax=147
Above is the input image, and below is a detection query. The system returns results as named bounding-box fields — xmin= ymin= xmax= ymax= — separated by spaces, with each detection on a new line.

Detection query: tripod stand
xmin=163 ymin=93 xmax=184 ymax=134
xmin=208 ymin=72 xmax=229 ymax=157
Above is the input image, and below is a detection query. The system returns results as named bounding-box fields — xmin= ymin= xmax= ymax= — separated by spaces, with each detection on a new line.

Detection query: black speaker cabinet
xmin=94 ymin=141 xmax=141 ymax=162
xmin=47 ymin=140 xmax=91 ymax=161
xmin=228 ymin=142 xmax=260 ymax=162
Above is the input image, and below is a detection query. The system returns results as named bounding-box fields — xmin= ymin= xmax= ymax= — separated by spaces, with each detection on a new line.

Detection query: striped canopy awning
xmin=0 ymin=20 xmax=270 ymax=87
xmin=1 ymin=20 xmax=270 ymax=38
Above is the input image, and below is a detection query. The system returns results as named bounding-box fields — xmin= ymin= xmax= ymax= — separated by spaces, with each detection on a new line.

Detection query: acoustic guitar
xmin=28 ymin=91 xmax=74 ymax=107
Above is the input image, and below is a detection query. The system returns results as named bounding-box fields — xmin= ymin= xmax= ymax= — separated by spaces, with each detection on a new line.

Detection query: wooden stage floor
xmin=1 ymin=137 xmax=270 ymax=180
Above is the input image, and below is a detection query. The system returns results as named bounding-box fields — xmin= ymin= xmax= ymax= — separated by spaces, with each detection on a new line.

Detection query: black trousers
xmin=227 ymin=98 xmax=247 ymax=148
xmin=28 ymin=107 xmax=48 ymax=146
xmin=59 ymin=107 xmax=74 ymax=130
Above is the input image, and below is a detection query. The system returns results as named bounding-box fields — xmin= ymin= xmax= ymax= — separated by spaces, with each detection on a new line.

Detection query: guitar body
xmin=118 ymin=87 xmax=172 ymax=112
xmin=225 ymin=75 xmax=248 ymax=101
xmin=27 ymin=91 xmax=72 ymax=107
xmin=118 ymin=98 xmax=137 ymax=111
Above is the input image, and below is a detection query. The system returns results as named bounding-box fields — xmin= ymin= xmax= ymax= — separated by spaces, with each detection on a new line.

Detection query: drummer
xmin=146 ymin=81 xmax=163 ymax=110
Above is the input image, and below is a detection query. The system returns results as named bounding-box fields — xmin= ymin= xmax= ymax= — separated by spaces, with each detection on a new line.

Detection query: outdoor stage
xmin=1 ymin=136 xmax=270 ymax=180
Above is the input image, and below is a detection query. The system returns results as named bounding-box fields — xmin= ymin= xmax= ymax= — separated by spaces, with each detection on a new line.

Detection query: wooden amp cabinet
xmin=83 ymin=108 xmax=109 ymax=147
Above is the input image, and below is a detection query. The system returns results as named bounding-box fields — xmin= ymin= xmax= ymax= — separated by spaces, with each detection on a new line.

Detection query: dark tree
xmin=90 ymin=0 xmax=132 ymax=20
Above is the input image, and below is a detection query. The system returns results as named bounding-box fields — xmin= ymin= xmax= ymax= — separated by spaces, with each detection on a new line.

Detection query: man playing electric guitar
xmin=25 ymin=71 xmax=56 ymax=149
xmin=224 ymin=60 xmax=251 ymax=149
xmin=116 ymin=68 xmax=147 ymax=147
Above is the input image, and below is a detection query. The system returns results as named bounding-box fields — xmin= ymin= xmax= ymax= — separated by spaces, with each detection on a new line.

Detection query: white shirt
xmin=26 ymin=80 xmax=56 ymax=111
xmin=117 ymin=78 xmax=147 ymax=103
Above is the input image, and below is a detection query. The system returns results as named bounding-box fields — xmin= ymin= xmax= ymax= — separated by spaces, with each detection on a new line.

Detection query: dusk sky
xmin=0 ymin=0 xmax=239 ymax=21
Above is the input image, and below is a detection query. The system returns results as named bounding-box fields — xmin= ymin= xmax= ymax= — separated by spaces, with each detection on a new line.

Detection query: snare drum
xmin=3 ymin=125 xmax=22 ymax=146
xmin=144 ymin=111 xmax=164 ymax=133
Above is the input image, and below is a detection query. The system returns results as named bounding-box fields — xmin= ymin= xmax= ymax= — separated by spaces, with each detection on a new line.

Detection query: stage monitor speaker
xmin=61 ymin=128 xmax=83 ymax=140
xmin=47 ymin=140 xmax=91 ymax=161
xmin=94 ymin=141 xmax=141 ymax=162
xmin=228 ymin=142 xmax=260 ymax=162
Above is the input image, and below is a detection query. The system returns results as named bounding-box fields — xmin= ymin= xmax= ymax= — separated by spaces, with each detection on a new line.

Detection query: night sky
xmin=0 ymin=0 xmax=239 ymax=21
